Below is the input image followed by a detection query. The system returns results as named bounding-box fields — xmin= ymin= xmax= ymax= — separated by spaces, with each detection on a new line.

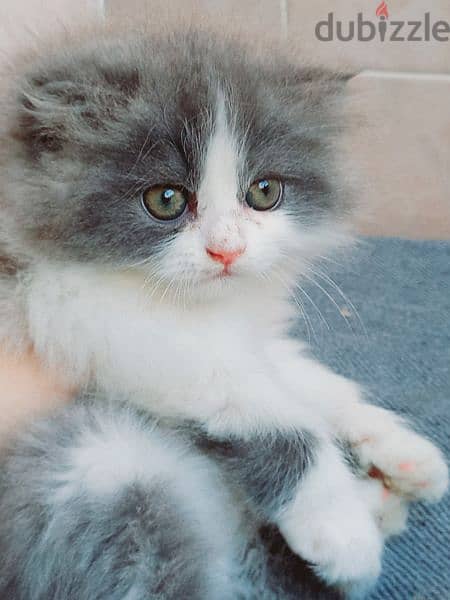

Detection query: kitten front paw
xmin=352 ymin=414 xmax=448 ymax=503
xmin=278 ymin=504 xmax=382 ymax=592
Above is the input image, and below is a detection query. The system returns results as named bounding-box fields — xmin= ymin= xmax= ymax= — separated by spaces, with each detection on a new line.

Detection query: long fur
xmin=0 ymin=23 xmax=447 ymax=599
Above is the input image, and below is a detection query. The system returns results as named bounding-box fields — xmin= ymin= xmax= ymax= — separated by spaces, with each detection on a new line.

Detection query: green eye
xmin=142 ymin=185 xmax=188 ymax=221
xmin=245 ymin=179 xmax=283 ymax=211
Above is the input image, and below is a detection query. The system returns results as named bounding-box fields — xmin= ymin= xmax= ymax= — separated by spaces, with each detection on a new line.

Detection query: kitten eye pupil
xmin=162 ymin=189 xmax=175 ymax=204
xmin=246 ymin=178 xmax=282 ymax=211
xmin=258 ymin=180 xmax=270 ymax=194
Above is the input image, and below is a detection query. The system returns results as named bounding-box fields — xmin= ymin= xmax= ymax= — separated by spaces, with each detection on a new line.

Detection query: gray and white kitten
xmin=0 ymin=26 xmax=447 ymax=599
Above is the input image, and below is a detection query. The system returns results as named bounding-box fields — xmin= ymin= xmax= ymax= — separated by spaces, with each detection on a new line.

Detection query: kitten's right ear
xmin=12 ymin=60 xmax=140 ymax=159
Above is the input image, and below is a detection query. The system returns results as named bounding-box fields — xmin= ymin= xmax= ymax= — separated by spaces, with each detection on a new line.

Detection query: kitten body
xmin=0 ymin=26 xmax=447 ymax=598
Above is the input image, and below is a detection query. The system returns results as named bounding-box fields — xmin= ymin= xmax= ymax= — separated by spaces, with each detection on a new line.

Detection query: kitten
xmin=0 ymin=25 xmax=447 ymax=599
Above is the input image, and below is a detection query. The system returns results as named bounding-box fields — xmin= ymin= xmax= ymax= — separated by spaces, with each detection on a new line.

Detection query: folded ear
xmin=292 ymin=67 xmax=355 ymax=84
xmin=14 ymin=75 xmax=84 ymax=156
xmin=259 ymin=60 xmax=357 ymax=124
xmin=12 ymin=60 xmax=141 ymax=159
xmin=285 ymin=66 xmax=357 ymax=100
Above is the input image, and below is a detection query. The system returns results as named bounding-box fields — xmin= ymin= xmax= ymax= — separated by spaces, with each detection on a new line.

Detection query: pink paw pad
xmin=382 ymin=487 xmax=391 ymax=500
xmin=398 ymin=462 xmax=416 ymax=473
xmin=417 ymin=481 xmax=430 ymax=489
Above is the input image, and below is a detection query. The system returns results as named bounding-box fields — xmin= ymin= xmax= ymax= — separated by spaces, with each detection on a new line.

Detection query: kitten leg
xmin=271 ymin=342 xmax=449 ymax=503
xmin=196 ymin=423 xmax=383 ymax=594
xmin=276 ymin=440 xmax=383 ymax=594
xmin=0 ymin=401 xmax=237 ymax=600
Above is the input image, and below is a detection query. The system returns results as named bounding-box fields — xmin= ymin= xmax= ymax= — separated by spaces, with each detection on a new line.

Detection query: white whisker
xmin=307 ymin=263 xmax=367 ymax=337
xmin=293 ymin=281 xmax=331 ymax=333
xmin=300 ymin=272 xmax=351 ymax=331
xmin=270 ymin=269 xmax=316 ymax=343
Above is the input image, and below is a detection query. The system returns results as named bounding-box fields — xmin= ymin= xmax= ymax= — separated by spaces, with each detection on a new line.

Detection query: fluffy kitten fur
xmin=0 ymin=25 xmax=448 ymax=599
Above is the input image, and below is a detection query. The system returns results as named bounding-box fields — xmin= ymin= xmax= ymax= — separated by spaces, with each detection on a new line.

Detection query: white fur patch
xmin=26 ymin=263 xmax=318 ymax=432
xmin=196 ymin=92 xmax=247 ymax=261
xmin=53 ymin=415 xmax=170 ymax=499
xmin=197 ymin=92 xmax=239 ymax=218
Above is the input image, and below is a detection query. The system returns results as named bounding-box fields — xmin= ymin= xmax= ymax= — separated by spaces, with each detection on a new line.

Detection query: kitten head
xmin=1 ymin=29 xmax=353 ymax=303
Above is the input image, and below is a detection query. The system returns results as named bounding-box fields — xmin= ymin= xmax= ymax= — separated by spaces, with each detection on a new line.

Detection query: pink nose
xmin=206 ymin=247 xmax=245 ymax=266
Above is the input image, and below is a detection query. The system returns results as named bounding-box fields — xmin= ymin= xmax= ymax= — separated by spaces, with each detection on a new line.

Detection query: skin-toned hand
xmin=0 ymin=348 xmax=75 ymax=446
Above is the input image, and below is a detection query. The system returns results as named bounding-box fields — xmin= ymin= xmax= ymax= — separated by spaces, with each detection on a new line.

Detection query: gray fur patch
xmin=0 ymin=253 xmax=19 ymax=276
xmin=193 ymin=428 xmax=316 ymax=519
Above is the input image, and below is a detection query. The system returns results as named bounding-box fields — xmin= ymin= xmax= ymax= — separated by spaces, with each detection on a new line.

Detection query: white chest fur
xmin=25 ymin=264 xmax=302 ymax=427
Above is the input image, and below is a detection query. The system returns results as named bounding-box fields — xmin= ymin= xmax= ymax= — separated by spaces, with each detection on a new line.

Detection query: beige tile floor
xmin=347 ymin=71 xmax=450 ymax=239
xmin=107 ymin=0 xmax=450 ymax=73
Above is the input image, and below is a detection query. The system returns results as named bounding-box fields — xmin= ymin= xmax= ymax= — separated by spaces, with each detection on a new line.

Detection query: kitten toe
xmin=312 ymin=521 xmax=382 ymax=589
xmin=356 ymin=428 xmax=449 ymax=502
xmin=279 ymin=505 xmax=382 ymax=591
xmin=355 ymin=477 xmax=409 ymax=538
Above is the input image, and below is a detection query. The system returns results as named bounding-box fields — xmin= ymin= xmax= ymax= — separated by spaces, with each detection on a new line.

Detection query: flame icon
xmin=376 ymin=1 xmax=389 ymax=18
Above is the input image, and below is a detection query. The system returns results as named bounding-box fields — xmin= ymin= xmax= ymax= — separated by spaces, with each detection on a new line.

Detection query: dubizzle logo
xmin=375 ymin=2 xmax=389 ymax=19
xmin=315 ymin=2 xmax=450 ymax=42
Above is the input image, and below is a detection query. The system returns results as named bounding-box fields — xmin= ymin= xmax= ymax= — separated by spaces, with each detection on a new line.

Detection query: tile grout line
xmin=95 ymin=0 xmax=106 ymax=19
xmin=280 ymin=0 xmax=288 ymax=39
xmin=362 ymin=70 xmax=450 ymax=81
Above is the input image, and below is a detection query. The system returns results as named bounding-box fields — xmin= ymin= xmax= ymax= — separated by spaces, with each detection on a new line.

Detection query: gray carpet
xmin=292 ymin=238 xmax=450 ymax=599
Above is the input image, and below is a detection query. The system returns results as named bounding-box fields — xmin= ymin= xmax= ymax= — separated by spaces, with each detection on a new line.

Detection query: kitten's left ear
xmin=279 ymin=66 xmax=358 ymax=119
xmin=290 ymin=66 xmax=356 ymax=93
